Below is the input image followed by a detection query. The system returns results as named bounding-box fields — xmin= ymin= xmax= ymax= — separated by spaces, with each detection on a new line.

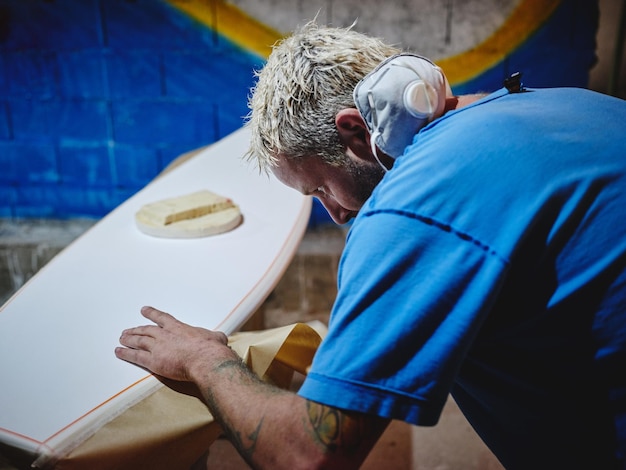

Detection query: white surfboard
xmin=0 ymin=127 xmax=311 ymax=467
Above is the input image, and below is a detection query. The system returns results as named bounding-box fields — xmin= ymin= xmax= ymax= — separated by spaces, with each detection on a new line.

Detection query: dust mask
xmin=353 ymin=53 xmax=453 ymax=171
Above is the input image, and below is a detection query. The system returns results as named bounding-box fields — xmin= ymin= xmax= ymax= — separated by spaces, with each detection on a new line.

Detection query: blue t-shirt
xmin=298 ymin=87 xmax=626 ymax=468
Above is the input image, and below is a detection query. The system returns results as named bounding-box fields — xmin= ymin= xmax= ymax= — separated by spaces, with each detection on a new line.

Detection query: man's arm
xmin=115 ymin=306 xmax=389 ymax=469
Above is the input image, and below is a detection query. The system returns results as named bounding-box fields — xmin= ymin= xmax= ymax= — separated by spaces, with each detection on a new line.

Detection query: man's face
xmin=271 ymin=149 xmax=385 ymax=225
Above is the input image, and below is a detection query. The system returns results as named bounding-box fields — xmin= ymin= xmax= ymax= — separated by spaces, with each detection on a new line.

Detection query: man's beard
xmin=346 ymin=157 xmax=387 ymax=208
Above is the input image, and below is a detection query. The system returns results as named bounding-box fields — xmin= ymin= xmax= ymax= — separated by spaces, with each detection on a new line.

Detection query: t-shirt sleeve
xmin=298 ymin=210 xmax=509 ymax=425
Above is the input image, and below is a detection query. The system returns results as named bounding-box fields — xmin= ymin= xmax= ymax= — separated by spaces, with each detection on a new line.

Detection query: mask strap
xmin=367 ymin=91 xmax=389 ymax=173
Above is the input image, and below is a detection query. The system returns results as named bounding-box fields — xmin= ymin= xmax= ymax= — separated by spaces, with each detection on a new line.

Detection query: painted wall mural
xmin=0 ymin=0 xmax=600 ymax=221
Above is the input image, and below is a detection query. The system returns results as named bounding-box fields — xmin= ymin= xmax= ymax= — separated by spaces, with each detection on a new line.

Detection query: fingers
xmin=116 ymin=306 xmax=232 ymax=382
xmin=119 ymin=326 xmax=156 ymax=350
xmin=114 ymin=344 xmax=150 ymax=366
xmin=116 ymin=323 xmax=159 ymax=369
xmin=141 ymin=305 xmax=177 ymax=328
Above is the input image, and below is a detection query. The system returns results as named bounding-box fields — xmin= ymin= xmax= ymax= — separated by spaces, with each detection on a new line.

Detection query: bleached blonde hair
xmin=245 ymin=21 xmax=400 ymax=172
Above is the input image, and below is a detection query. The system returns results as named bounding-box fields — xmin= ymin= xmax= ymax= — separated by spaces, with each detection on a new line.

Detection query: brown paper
xmin=54 ymin=322 xmax=324 ymax=470
xmin=230 ymin=321 xmax=324 ymax=388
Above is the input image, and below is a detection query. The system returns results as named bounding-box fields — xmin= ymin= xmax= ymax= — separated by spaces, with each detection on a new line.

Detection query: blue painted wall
xmin=0 ymin=0 xmax=602 ymax=224
xmin=0 ymin=0 xmax=263 ymax=218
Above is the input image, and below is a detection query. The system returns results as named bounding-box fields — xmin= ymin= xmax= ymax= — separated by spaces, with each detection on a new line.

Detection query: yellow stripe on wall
xmin=167 ymin=0 xmax=281 ymax=59
xmin=438 ymin=0 xmax=561 ymax=85
xmin=167 ymin=0 xmax=561 ymax=86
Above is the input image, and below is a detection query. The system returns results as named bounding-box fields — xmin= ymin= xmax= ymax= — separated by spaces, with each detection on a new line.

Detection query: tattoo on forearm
xmin=213 ymin=358 xmax=251 ymax=377
xmin=306 ymin=401 xmax=366 ymax=454
xmin=202 ymin=357 xmax=276 ymax=465
xmin=229 ymin=416 xmax=264 ymax=462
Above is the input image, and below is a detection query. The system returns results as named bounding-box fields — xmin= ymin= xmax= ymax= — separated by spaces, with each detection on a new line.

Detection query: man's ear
xmin=335 ymin=108 xmax=373 ymax=162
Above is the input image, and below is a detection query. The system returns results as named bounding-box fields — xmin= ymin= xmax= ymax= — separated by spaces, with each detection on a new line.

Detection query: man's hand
xmin=115 ymin=306 xmax=235 ymax=382
xmin=115 ymin=306 xmax=389 ymax=469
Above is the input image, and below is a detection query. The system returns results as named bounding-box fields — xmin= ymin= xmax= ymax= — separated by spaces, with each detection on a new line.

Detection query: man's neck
xmin=449 ymin=93 xmax=489 ymax=111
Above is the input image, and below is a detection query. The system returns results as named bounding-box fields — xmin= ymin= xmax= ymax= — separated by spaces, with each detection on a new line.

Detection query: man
xmin=116 ymin=22 xmax=626 ymax=469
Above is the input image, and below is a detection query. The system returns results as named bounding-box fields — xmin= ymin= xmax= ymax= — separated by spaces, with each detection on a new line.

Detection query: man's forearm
xmin=195 ymin=354 xmax=292 ymax=465
xmin=191 ymin=348 xmax=387 ymax=470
